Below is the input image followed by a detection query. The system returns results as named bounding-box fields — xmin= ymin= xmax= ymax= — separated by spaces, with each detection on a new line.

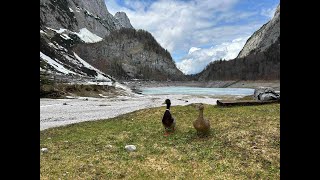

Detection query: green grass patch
xmin=40 ymin=104 xmax=280 ymax=179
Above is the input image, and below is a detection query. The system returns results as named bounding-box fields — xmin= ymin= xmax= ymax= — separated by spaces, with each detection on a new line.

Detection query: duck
xmin=162 ymin=99 xmax=176 ymax=135
xmin=193 ymin=103 xmax=210 ymax=135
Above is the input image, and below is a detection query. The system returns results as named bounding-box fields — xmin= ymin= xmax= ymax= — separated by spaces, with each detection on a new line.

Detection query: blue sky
xmin=105 ymin=0 xmax=280 ymax=74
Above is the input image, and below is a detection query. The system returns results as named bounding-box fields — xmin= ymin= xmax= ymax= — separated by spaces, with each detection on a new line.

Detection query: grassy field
xmin=40 ymin=103 xmax=280 ymax=179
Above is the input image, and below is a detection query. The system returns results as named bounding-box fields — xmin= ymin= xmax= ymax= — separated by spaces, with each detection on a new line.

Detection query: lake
xmin=141 ymin=86 xmax=255 ymax=96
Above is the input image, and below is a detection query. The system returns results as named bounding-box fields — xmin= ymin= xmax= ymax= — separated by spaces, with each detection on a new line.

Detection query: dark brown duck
xmin=162 ymin=99 xmax=176 ymax=135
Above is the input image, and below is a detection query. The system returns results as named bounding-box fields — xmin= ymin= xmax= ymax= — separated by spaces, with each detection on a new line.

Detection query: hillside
xmin=73 ymin=28 xmax=186 ymax=81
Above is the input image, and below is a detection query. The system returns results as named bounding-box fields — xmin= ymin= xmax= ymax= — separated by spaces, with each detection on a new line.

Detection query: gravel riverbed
xmin=40 ymin=94 xmax=224 ymax=131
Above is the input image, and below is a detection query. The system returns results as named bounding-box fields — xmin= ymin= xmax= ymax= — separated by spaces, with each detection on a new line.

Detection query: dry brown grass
xmin=40 ymin=103 xmax=280 ymax=179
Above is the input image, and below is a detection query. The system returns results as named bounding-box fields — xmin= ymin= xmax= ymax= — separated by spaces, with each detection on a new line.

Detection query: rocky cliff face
xmin=114 ymin=12 xmax=134 ymax=29
xmin=237 ymin=5 xmax=280 ymax=58
xmin=40 ymin=0 xmax=133 ymax=38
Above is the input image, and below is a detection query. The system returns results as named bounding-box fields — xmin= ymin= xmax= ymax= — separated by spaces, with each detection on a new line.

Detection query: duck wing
xmin=162 ymin=110 xmax=174 ymax=127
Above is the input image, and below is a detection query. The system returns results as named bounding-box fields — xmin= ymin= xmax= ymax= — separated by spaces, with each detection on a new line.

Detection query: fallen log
xmin=216 ymin=99 xmax=280 ymax=107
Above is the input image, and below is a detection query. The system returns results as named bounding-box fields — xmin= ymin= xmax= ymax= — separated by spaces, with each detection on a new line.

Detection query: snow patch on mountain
xmin=47 ymin=27 xmax=67 ymax=33
xmin=40 ymin=52 xmax=77 ymax=75
xmin=48 ymin=42 xmax=68 ymax=52
xmin=46 ymin=27 xmax=103 ymax=43
xmin=60 ymin=34 xmax=71 ymax=40
xmin=74 ymin=28 xmax=103 ymax=43
xmin=63 ymin=54 xmax=82 ymax=66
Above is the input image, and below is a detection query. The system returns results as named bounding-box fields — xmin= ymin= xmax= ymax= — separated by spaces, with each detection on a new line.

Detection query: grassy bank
xmin=40 ymin=83 xmax=124 ymax=98
xmin=40 ymin=103 xmax=280 ymax=179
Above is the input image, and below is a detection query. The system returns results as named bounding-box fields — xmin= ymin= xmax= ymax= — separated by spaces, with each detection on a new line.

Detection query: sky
xmin=105 ymin=0 xmax=280 ymax=74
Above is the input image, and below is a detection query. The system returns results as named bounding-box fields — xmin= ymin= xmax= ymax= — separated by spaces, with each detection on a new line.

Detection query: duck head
xmin=195 ymin=103 xmax=204 ymax=110
xmin=163 ymin=99 xmax=171 ymax=109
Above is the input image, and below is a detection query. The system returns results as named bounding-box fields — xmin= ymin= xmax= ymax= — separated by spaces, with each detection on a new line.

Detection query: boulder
xmin=254 ymin=87 xmax=280 ymax=101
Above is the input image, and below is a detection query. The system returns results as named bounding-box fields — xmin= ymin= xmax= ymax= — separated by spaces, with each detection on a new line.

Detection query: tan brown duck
xmin=193 ymin=104 xmax=210 ymax=135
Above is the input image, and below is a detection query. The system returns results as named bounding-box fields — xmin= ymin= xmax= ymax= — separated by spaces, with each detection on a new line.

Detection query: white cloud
xmin=105 ymin=0 xmax=276 ymax=74
xmin=105 ymin=0 xmax=260 ymax=53
xmin=188 ymin=47 xmax=201 ymax=54
xmin=176 ymin=36 xmax=249 ymax=74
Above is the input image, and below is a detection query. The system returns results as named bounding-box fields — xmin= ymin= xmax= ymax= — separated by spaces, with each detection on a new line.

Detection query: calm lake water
xmin=141 ymin=86 xmax=255 ymax=96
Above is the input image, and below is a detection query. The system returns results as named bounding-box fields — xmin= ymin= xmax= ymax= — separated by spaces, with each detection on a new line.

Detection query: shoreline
xmin=40 ymin=94 xmax=244 ymax=131
xmin=121 ymin=80 xmax=280 ymax=91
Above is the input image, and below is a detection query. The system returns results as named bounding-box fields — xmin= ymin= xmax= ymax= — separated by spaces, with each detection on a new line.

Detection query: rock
xmin=254 ymin=87 xmax=280 ymax=101
xmin=105 ymin=145 xmax=113 ymax=148
xmin=41 ymin=148 xmax=48 ymax=153
xmin=125 ymin=145 xmax=136 ymax=152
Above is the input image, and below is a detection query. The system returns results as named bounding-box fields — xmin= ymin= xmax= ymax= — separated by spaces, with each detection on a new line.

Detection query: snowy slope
xmin=73 ymin=52 xmax=110 ymax=81
xmin=40 ymin=27 xmax=114 ymax=84
xmin=40 ymin=52 xmax=77 ymax=75
xmin=46 ymin=27 xmax=103 ymax=43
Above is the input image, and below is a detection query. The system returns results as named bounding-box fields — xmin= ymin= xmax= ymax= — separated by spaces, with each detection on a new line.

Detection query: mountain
xmin=196 ymin=4 xmax=280 ymax=81
xmin=73 ymin=28 xmax=185 ymax=81
xmin=40 ymin=0 xmax=184 ymax=91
